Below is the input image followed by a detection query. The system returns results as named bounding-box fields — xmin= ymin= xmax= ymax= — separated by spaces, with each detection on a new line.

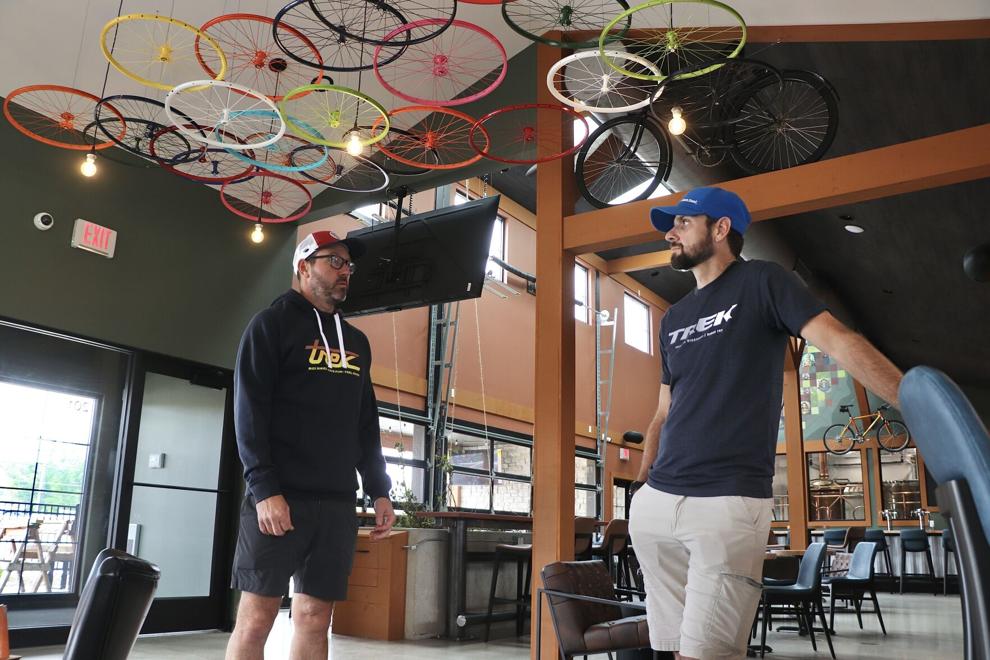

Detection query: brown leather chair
xmin=574 ymin=517 xmax=597 ymax=561
xmin=538 ymin=560 xmax=653 ymax=659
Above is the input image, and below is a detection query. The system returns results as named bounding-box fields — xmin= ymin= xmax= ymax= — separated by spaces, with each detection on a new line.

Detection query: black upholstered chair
xmin=759 ymin=542 xmax=834 ymax=659
xmin=825 ymin=541 xmax=886 ymax=634
xmin=864 ymin=528 xmax=894 ymax=585
xmin=899 ymin=528 xmax=938 ymax=595
xmin=538 ymin=560 xmax=655 ymax=660
xmin=63 ymin=548 xmax=160 ymax=660
xmin=900 ymin=366 xmax=990 ymax=660
xmin=943 ymin=527 xmax=960 ymax=596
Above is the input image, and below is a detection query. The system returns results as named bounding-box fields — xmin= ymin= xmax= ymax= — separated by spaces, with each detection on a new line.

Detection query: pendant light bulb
xmin=668 ymin=106 xmax=686 ymax=136
xmin=250 ymin=223 xmax=265 ymax=244
xmin=80 ymin=152 xmax=98 ymax=177
xmin=346 ymin=131 xmax=363 ymax=157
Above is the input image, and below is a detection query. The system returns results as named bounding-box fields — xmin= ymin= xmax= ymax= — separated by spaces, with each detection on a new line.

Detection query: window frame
xmin=623 ymin=292 xmax=652 ymax=354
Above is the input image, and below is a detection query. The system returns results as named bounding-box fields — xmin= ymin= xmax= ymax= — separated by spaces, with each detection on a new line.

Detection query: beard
xmin=670 ymin=232 xmax=715 ymax=271
xmin=310 ymin=274 xmax=349 ymax=307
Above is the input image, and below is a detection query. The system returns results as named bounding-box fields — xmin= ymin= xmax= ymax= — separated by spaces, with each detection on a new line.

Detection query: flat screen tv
xmin=340 ymin=195 xmax=500 ymax=317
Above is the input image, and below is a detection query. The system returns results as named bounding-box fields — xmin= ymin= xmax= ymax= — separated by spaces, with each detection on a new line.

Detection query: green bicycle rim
xmin=278 ymin=84 xmax=390 ymax=149
xmin=598 ymin=0 xmax=746 ymax=82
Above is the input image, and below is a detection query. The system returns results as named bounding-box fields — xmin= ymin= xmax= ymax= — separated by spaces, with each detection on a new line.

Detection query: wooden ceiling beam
xmin=606 ymin=250 xmax=673 ymax=274
xmin=562 ymin=18 xmax=990 ymax=44
xmin=563 ymin=122 xmax=990 ymax=254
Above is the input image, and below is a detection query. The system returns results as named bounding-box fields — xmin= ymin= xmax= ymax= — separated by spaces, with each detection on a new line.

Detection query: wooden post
xmin=1 ymin=603 xmax=10 ymax=659
xmin=531 ymin=37 xmax=577 ymax=660
xmin=783 ymin=339 xmax=809 ymax=549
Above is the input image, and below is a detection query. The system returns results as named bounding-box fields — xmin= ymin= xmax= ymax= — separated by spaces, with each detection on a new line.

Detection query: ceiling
xmin=1 ymin=1 xmax=989 ymax=386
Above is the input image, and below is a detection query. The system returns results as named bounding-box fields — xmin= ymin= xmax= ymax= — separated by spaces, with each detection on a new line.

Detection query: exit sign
xmin=71 ymin=219 xmax=117 ymax=258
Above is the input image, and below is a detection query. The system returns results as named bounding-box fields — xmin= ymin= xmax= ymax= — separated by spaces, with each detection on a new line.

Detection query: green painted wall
xmin=0 ymin=110 xmax=295 ymax=369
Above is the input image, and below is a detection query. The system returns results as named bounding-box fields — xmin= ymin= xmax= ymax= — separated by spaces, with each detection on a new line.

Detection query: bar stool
xmin=943 ymin=527 xmax=959 ymax=596
xmin=574 ymin=516 xmax=597 ymax=561
xmin=591 ymin=519 xmax=630 ymax=587
xmin=899 ymin=528 xmax=938 ymax=595
xmin=484 ymin=542 xmax=532 ymax=641
xmin=864 ymin=528 xmax=894 ymax=586
xmin=822 ymin=527 xmax=849 ymax=571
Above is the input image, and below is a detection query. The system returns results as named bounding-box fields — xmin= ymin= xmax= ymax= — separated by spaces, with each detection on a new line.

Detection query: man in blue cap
xmin=628 ymin=187 xmax=903 ymax=659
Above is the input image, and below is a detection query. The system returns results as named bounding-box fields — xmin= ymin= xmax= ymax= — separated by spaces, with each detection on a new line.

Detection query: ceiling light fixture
xmin=844 ymin=224 xmax=865 ymax=234
xmin=80 ymin=152 xmax=98 ymax=177
xmin=668 ymin=107 xmax=686 ymax=136
xmin=250 ymin=223 xmax=264 ymax=244
xmin=346 ymin=131 xmax=363 ymax=157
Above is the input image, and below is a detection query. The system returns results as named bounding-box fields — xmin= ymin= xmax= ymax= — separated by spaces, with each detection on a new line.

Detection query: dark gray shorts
xmin=231 ymin=494 xmax=358 ymax=602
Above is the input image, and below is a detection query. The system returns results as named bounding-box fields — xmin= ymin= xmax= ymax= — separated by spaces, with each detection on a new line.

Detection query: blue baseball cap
xmin=650 ymin=187 xmax=752 ymax=235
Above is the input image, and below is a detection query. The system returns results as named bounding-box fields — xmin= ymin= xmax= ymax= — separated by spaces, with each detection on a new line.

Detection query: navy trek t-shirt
xmin=647 ymin=259 xmax=827 ymax=498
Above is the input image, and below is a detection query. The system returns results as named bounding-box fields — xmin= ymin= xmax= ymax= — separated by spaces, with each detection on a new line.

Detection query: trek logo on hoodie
xmin=305 ymin=339 xmax=361 ymax=375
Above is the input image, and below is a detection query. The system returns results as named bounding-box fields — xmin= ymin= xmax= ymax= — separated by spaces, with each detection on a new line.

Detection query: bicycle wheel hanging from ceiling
xmin=599 ymin=0 xmax=746 ymax=82
xmin=165 ymin=80 xmax=286 ymax=150
xmin=100 ymin=13 xmax=228 ymax=91
xmin=575 ymin=114 xmax=673 ymax=208
xmin=309 ymin=0 xmax=456 ymax=45
xmin=150 ymin=124 xmax=257 ymax=184
xmin=290 ymin=145 xmax=391 ymax=192
xmin=93 ymin=94 xmax=203 ymax=163
xmin=373 ymin=106 xmax=485 ymax=170
xmin=726 ymin=69 xmax=839 ymax=175
xmin=470 ymin=103 xmax=590 ymax=165
xmin=375 ymin=127 xmax=440 ymax=176
xmin=272 ymin=0 xmax=407 ymax=73
xmin=220 ymin=171 xmax=314 ymax=223
xmin=279 ymin=83 xmax=389 ymax=150
xmin=196 ymin=13 xmax=325 ymax=100
xmin=3 ymin=85 xmax=124 ymax=150
xmin=546 ymin=49 xmax=661 ymax=113
xmin=221 ymin=110 xmax=330 ymax=175
xmin=649 ymin=57 xmax=782 ymax=131
xmin=374 ymin=19 xmax=507 ymax=107
xmin=647 ymin=57 xmax=782 ymax=168
xmin=502 ymin=0 xmax=631 ymax=49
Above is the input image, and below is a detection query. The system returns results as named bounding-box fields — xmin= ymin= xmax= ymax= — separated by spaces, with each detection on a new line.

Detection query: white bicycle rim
xmin=546 ymin=50 xmax=661 ymax=113
xmin=165 ymin=80 xmax=285 ymax=150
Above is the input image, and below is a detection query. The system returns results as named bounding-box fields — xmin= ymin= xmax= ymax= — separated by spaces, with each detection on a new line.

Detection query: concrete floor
xmin=15 ymin=592 xmax=964 ymax=659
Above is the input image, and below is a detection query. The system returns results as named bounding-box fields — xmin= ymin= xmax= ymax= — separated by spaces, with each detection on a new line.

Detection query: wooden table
xmin=420 ymin=512 xmax=532 ymax=639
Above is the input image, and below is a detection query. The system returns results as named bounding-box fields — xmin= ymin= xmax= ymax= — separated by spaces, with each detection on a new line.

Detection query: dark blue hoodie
xmin=234 ymin=289 xmax=391 ymax=503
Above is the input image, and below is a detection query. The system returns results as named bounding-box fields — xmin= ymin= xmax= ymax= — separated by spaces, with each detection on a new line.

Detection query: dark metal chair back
xmin=900 ymin=528 xmax=930 ymax=552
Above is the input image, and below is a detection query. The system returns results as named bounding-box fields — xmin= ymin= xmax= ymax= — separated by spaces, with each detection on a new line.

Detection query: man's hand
xmin=370 ymin=497 xmax=395 ymax=540
xmin=256 ymin=494 xmax=294 ymax=536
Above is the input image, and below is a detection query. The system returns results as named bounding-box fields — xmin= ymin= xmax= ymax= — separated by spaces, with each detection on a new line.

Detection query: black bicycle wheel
xmin=727 ymin=69 xmax=838 ymax=175
xmin=273 ymin=0 xmax=405 ymax=73
xmin=876 ymin=420 xmax=910 ymax=452
xmin=575 ymin=115 xmax=672 ymax=209
xmin=309 ymin=0 xmax=455 ymax=46
xmin=823 ymin=423 xmax=855 ymax=455
xmin=502 ymin=0 xmax=630 ymax=49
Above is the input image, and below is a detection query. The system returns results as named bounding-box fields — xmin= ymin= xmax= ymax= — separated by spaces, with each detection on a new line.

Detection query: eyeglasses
xmin=309 ymin=254 xmax=357 ymax=274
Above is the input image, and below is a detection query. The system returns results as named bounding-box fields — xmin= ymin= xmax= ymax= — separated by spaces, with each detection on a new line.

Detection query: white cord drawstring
xmin=313 ymin=309 xmax=347 ymax=369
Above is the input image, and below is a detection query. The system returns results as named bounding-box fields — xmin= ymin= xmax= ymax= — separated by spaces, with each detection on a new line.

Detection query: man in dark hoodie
xmin=226 ymin=230 xmax=394 ymax=660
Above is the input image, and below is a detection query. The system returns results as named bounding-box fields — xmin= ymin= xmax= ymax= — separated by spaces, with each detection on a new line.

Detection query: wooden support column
xmin=531 ymin=37 xmax=576 ymax=660
xmin=783 ymin=338 xmax=809 ymax=549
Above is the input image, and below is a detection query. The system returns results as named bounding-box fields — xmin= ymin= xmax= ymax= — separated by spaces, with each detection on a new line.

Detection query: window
xmin=879 ymin=447 xmax=923 ymax=521
xmin=807 ymin=451 xmax=866 ymax=521
xmin=772 ymin=454 xmax=788 ymax=522
xmin=351 ymin=202 xmax=384 ymax=226
xmin=613 ymin=482 xmax=629 ymax=520
xmin=378 ymin=416 xmax=427 ymax=505
xmin=446 ymin=428 xmax=532 ymax=514
xmin=623 ymin=293 xmax=651 ymax=353
xmin=0 ymin=381 xmax=95 ymax=595
xmin=575 ymin=454 xmax=598 ymax=517
xmin=456 ymin=190 xmax=506 ymax=282
xmin=575 ymin=263 xmax=589 ymax=322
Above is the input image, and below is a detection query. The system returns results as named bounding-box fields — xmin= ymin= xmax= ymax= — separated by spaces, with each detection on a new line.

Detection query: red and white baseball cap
xmin=292 ymin=230 xmax=365 ymax=272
